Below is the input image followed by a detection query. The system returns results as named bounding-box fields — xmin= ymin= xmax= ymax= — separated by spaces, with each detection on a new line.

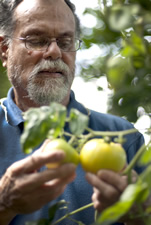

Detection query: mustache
xmin=30 ymin=59 xmax=70 ymax=76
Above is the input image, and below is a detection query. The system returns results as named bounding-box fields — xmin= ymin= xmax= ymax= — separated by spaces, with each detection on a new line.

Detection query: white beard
xmin=9 ymin=58 xmax=75 ymax=105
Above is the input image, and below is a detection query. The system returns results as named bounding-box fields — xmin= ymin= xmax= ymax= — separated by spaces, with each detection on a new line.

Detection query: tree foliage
xmin=0 ymin=61 xmax=11 ymax=98
xmin=81 ymin=0 xmax=151 ymax=122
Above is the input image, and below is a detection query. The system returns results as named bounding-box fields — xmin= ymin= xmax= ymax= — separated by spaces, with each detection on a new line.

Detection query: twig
xmin=51 ymin=203 xmax=94 ymax=225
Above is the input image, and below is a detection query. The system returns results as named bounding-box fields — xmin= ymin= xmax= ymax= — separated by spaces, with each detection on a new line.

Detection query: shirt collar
xmin=3 ymin=88 xmax=89 ymax=126
xmin=3 ymin=87 xmax=24 ymax=126
xmin=68 ymin=90 xmax=90 ymax=116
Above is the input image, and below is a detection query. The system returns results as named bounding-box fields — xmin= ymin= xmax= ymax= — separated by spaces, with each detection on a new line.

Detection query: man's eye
xmin=27 ymin=38 xmax=48 ymax=46
xmin=59 ymin=39 xmax=72 ymax=48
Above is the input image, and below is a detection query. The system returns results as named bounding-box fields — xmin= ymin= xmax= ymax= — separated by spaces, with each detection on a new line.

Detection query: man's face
xmin=6 ymin=0 xmax=77 ymax=109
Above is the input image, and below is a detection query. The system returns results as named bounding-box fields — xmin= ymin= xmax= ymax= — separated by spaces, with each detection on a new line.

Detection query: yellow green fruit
xmin=80 ymin=138 xmax=126 ymax=173
xmin=43 ymin=139 xmax=80 ymax=168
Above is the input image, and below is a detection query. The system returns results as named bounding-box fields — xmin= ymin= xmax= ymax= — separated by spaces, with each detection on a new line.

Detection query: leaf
xmin=139 ymin=144 xmax=151 ymax=165
xmin=95 ymin=182 xmax=148 ymax=225
xmin=46 ymin=103 xmax=67 ymax=139
xmin=37 ymin=219 xmax=49 ymax=225
xmin=139 ymin=165 xmax=151 ymax=194
xmin=21 ymin=103 xmax=67 ymax=154
xmin=48 ymin=200 xmax=69 ymax=222
xmin=68 ymin=217 xmax=85 ymax=225
xmin=25 ymin=201 xmax=68 ymax=225
xmin=25 ymin=222 xmax=38 ymax=225
xmin=69 ymin=109 xmax=89 ymax=135
xmin=108 ymin=5 xmax=134 ymax=31
xmin=107 ymin=56 xmax=129 ymax=88
xmin=25 ymin=219 xmax=49 ymax=225
xmin=95 ymin=201 xmax=133 ymax=225
xmin=146 ymin=206 xmax=151 ymax=214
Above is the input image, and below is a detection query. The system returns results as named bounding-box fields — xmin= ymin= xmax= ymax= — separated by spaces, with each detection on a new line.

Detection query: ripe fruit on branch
xmin=43 ymin=139 xmax=80 ymax=168
xmin=80 ymin=139 xmax=126 ymax=173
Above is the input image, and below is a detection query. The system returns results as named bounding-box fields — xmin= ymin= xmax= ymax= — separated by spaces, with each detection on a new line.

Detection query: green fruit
xmin=43 ymin=139 xmax=80 ymax=168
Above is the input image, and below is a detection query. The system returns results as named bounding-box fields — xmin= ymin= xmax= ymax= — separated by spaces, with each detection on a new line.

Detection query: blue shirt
xmin=0 ymin=88 xmax=144 ymax=225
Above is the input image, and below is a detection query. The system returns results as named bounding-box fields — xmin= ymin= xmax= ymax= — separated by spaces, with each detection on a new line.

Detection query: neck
xmin=13 ymin=88 xmax=70 ymax=112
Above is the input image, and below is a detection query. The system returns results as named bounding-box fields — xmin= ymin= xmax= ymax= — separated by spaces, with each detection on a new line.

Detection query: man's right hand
xmin=0 ymin=140 xmax=76 ymax=225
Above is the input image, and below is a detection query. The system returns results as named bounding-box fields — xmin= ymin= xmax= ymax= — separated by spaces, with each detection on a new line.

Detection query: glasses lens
xmin=58 ymin=38 xmax=81 ymax=52
xmin=25 ymin=37 xmax=49 ymax=51
xmin=74 ymin=39 xmax=81 ymax=51
xmin=24 ymin=36 xmax=82 ymax=52
xmin=57 ymin=37 xmax=73 ymax=51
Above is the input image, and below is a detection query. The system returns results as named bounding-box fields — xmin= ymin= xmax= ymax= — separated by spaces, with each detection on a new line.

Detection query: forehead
xmin=13 ymin=0 xmax=76 ymax=36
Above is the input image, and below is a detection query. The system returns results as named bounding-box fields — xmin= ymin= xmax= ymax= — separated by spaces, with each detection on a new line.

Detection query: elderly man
xmin=0 ymin=0 xmax=144 ymax=225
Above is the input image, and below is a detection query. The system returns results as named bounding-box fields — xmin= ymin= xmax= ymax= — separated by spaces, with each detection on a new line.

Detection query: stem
xmin=122 ymin=144 xmax=146 ymax=175
xmin=138 ymin=204 xmax=148 ymax=225
xmin=127 ymin=170 xmax=132 ymax=184
xmin=129 ymin=212 xmax=149 ymax=219
xmin=63 ymin=131 xmax=73 ymax=138
xmin=86 ymin=128 xmax=138 ymax=138
xmin=139 ymin=164 xmax=151 ymax=181
xmin=51 ymin=203 xmax=94 ymax=225
xmin=68 ymin=135 xmax=76 ymax=145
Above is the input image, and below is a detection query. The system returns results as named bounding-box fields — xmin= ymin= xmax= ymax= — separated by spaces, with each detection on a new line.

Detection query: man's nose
xmin=42 ymin=41 xmax=62 ymax=60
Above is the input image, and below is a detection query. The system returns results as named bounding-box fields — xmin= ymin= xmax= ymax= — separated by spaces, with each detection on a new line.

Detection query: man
xmin=0 ymin=0 xmax=144 ymax=225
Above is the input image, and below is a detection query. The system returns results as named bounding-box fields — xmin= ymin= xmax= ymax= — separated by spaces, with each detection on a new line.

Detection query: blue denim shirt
xmin=0 ymin=88 xmax=144 ymax=225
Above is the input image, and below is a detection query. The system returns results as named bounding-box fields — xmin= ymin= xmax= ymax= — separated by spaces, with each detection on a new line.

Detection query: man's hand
xmin=0 ymin=140 xmax=76 ymax=225
xmin=86 ymin=170 xmax=127 ymax=212
xmin=86 ymin=169 xmax=147 ymax=225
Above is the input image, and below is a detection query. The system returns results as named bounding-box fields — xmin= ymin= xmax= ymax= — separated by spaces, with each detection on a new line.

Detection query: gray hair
xmin=0 ymin=0 xmax=81 ymax=38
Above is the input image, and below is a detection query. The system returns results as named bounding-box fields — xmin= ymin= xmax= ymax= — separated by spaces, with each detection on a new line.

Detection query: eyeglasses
xmin=11 ymin=36 xmax=82 ymax=52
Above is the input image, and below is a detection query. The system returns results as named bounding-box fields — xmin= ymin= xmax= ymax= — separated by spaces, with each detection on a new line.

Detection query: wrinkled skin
xmin=86 ymin=170 xmax=127 ymax=211
xmin=1 ymin=0 xmax=76 ymax=111
xmin=86 ymin=170 xmax=147 ymax=225
xmin=0 ymin=140 xmax=76 ymax=225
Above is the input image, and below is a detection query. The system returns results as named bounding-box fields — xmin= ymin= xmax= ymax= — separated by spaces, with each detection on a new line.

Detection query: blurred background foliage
xmin=0 ymin=0 xmax=151 ymax=123
xmin=0 ymin=61 xmax=11 ymax=98
xmin=81 ymin=0 xmax=151 ymax=123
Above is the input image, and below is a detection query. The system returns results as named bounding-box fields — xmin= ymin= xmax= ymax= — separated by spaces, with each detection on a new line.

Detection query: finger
xmin=26 ymin=173 xmax=76 ymax=209
xmin=14 ymin=184 xmax=67 ymax=214
xmin=13 ymin=163 xmax=76 ymax=192
xmin=97 ymin=170 xmax=127 ymax=192
xmin=92 ymin=187 xmax=118 ymax=206
xmin=92 ymin=189 xmax=108 ymax=212
xmin=131 ymin=170 xmax=138 ymax=183
xmin=44 ymin=170 xmax=76 ymax=187
xmin=86 ymin=172 xmax=121 ymax=202
xmin=91 ymin=188 xmax=115 ymax=212
xmin=1 ymin=164 xmax=76 ymax=214
xmin=9 ymin=149 xmax=65 ymax=175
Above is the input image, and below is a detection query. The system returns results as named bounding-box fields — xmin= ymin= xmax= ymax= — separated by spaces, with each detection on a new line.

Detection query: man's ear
xmin=0 ymin=36 xmax=9 ymax=68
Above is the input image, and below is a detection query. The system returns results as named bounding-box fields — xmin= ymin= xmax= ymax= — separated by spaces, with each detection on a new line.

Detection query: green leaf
xmin=139 ymin=144 xmax=151 ymax=165
xmin=95 ymin=182 xmax=148 ymax=225
xmin=21 ymin=103 xmax=67 ymax=154
xmin=48 ymin=200 xmax=68 ymax=222
xmin=25 ymin=201 xmax=68 ymax=225
xmin=139 ymin=165 xmax=151 ymax=193
xmin=0 ymin=61 xmax=11 ymax=98
xmin=25 ymin=222 xmax=38 ymax=225
xmin=69 ymin=109 xmax=89 ymax=135
xmin=25 ymin=219 xmax=49 ymax=225
xmin=37 ymin=219 xmax=49 ymax=225
xmin=107 ymin=56 xmax=131 ymax=89
xmin=95 ymin=201 xmax=133 ymax=225
xmin=46 ymin=103 xmax=67 ymax=139
xmin=108 ymin=5 xmax=135 ymax=31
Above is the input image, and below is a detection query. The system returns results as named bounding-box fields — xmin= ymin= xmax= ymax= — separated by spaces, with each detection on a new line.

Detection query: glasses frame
xmin=8 ymin=36 xmax=82 ymax=52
